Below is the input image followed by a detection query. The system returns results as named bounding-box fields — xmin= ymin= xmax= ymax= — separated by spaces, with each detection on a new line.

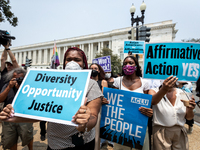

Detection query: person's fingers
xmin=0 ymin=111 xmax=10 ymax=118
xmin=167 ymin=76 xmax=177 ymax=86
xmin=164 ymin=75 xmax=173 ymax=83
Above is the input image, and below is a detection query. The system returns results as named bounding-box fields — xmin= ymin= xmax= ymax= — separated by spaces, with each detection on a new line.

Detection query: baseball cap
xmin=5 ymin=61 xmax=13 ymax=65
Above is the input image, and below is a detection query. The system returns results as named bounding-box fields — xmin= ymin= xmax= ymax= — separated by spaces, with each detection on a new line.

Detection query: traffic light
xmin=128 ymin=28 xmax=135 ymax=40
xmin=25 ymin=56 xmax=32 ymax=67
xmin=21 ymin=64 xmax=27 ymax=70
xmin=138 ymin=26 xmax=151 ymax=42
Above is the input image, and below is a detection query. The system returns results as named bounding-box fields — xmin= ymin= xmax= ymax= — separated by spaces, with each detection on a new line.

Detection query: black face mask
xmin=91 ymin=70 xmax=98 ymax=77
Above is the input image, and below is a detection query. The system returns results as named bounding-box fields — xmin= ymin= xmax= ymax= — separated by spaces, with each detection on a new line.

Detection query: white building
xmin=0 ymin=20 xmax=177 ymax=69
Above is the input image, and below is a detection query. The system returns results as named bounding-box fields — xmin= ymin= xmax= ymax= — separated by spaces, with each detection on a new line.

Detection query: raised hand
xmin=162 ymin=75 xmax=178 ymax=91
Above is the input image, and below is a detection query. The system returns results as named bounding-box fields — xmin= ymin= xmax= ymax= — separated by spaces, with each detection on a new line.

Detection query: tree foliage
xmin=95 ymin=48 xmax=122 ymax=75
xmin=0 ymin=0 xmax=18 ymax=26
xmin=182 ymin=38 xmax=200 ymax=43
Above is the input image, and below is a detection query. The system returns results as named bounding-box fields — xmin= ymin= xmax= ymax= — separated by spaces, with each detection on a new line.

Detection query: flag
xmin=50 ymin=41 xmax=60 ymax=69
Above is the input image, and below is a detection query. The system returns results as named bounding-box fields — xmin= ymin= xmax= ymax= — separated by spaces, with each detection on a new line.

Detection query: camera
xmin=0 ymin=30 xmax=15 ymax=46
xmin=16 ymin=77 xmax=24 ymax=86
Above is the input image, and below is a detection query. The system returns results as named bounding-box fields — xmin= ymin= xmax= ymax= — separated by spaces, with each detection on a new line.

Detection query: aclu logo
xmin=130 ymin=97 xmax=149 ymax=106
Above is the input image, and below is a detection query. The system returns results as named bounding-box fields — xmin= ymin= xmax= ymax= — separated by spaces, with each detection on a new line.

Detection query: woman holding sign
xmin=0 ymin=47 xmax=103 ymax=150
xmin=149 ymin=76 xmax=196 ymax=150
xmin=113 ymin=55 xmax=152 ymax=150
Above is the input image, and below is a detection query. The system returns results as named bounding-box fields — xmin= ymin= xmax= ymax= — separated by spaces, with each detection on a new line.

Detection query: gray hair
xmin=5 ymin=68 xmax=27 ymax=82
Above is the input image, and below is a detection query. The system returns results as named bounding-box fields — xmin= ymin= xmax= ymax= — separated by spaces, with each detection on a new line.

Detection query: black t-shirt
xmin=0 ymin=67 xmax=8 ymax=92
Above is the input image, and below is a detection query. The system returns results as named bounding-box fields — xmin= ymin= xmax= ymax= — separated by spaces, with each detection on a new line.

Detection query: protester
xmin=89 ymin=63 xmax=108 ymax=93
xmin=149 ymin=76 xmax=196 ymax=150
xmin=0 ymin=47 xmax=103 ymax=150
xmin=0 ymin=68 xmax=33 ymax=150
xmin=0 ymin=41 xmax=19 ymax=91
xmin=105 ymin=71 xmax=115 ymax=88
xmin=113 ymin=55 xmax=153 ymax=150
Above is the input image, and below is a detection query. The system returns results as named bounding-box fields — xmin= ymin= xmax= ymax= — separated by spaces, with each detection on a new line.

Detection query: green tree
xmin=0 ymin=0 xmax=18 ymax=27
xmin=182 ymin=38 xmax=200 ymax=43
xmin=95 ymin=48 xmax=122 ymax=75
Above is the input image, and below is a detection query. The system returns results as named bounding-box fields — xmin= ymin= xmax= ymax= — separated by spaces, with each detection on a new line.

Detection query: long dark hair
xmin=89 ymin=63 xmax=105 ymax=80
xmin=122 ymin=56 xmax=142 ymax=77
xmin=63 ymin=47 xmax=88 ymax=69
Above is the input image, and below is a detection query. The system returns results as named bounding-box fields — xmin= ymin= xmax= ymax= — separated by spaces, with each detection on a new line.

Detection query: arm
xmin=101 ymin=80 xmax=109 ymax=104
xmin=150 ymin=76 xmax=178 ymax=105
xmin=101 ymin=80 xmax=108 ymax=93
xmin=72 ymin=97 xmax=101 ymax=132
xmin=185 ymin=98 xmax=196 ymax=120
xmin=7 ymin=49 xmax=19 ymax=68
xmin=1 ymin=49 xmax=7 ymax=72
xmin=0 ymin=78 xmax=17 ymax=103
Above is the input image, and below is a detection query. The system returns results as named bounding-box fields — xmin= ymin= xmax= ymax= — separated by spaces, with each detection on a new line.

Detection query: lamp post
xmin=129 ymin=1 xmax=146 ymax=61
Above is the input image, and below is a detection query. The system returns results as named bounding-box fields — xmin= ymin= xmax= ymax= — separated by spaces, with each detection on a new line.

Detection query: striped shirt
xmin=47 ymin=79 xmax=103 ymax=149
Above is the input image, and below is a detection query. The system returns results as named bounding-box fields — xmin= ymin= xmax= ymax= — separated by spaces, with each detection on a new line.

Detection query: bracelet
xmin=5 ymin=48 xmax=10 ymax=50
xmin=78 ymin=124 xmax=88 ymax=139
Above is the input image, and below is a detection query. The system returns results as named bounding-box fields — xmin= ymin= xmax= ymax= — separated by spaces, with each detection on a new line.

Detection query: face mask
xmin=65 ymin=61 xmax=82 ymax=70
xmin=123 ymin=65 xmax=137 ymax=75
xmin=91 ymin=70 xmax=98 ymax=77
xmin=105 ymin=73 xmax=111 ymax=79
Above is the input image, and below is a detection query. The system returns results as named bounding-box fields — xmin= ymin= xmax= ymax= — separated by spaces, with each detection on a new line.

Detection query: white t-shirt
xmin=113 ymin=76 xmax=149 ymax=93
xmin=152 ymin=88 xmax=186 ymax=127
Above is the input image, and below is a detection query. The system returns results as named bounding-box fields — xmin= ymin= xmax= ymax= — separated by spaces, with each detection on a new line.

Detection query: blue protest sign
xmin=124 ymin=40 xmax=145 ymax=54
xmin=92 ymin=56 xmax=111 ymax=72
xmin=143 ymin=42 xmax=200 ymax=82
xmin=100 ymin=87 xmax=152 ymax=148
xmin=12 ymin=69 xmax=91 ymax=126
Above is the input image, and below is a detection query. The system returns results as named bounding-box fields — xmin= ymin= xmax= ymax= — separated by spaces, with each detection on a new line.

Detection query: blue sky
xmin=0 ymin=0 xmax=199 ymax=47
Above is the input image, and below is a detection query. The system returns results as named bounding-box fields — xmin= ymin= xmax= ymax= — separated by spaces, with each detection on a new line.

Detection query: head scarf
xmin=63 ymin=47 xmax=88 ymax=69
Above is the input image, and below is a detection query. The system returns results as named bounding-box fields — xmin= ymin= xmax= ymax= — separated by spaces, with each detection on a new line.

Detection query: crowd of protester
xmin=0 ymin=44 xmax=199 ymax=150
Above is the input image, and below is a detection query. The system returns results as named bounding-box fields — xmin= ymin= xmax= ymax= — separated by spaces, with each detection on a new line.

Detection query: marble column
xmin=91 ymin=43 xmax=94 ymax=61
xmin=33 ymin=50 xmax=36 ymax=65
xmin=98 ymin=42 xmax=101 ymax=53
xmin=88 ymin=43 xmax=91 ymax=61
xmin=82 ymin=44 xmax=84 ymax=52
xmin=28 ymin=51 xmax=32 ymax=63
xmin=22 ymin=52 xmax=26 ymax=64
xmin=19 ymin=52 xmax=22 ymax=65
xmin=44 ymin=49 xmax=47 ymax=64
xmin=38 ymin=50 xmax=42 ymax=64
xmin=101 ymin=42 xmax=104 ymax=49
xmin=109 ymin=41 xmax=112 ymax=49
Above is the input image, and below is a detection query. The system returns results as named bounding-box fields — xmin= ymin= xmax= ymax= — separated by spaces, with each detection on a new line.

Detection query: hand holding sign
xmin=0 ymin=104 xmax=13 ymax=120
xmin=139 ymin=107 xmax=153 ymax=117
xmin=72 ymin=104 xmax=91 ymax=132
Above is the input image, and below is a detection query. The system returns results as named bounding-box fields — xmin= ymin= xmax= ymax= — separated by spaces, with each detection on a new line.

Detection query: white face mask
xmin=105 ymin=73 xmax=111 ymax=79
xmin=65 ymin=61 xmax=82 ymax=70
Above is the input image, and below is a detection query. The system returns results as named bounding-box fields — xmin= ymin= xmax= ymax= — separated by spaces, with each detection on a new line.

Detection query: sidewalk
xmin=0 ymin=122 xmax=200 ymax=150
